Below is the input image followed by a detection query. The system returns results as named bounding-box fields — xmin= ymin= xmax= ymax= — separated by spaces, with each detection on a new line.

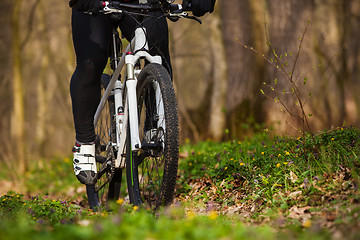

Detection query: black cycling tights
xmin=70 ymin=9 xmax=171 ymax=144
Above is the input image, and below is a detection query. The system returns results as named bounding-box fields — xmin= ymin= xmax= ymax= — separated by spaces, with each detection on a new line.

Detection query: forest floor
xmin=1 ymin=126 xmax=360 ymax=239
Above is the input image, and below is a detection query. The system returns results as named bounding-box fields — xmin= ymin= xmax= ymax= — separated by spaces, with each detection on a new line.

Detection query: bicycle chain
xmin=95 ymin=143 xmax=116 ymax=192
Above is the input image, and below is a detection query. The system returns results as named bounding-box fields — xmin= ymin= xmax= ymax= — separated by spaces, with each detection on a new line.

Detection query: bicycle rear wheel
xmin=126 ymin=63 xmax=179 ymax=210
xmin=86 ymin=74 xmax=123 ymax=210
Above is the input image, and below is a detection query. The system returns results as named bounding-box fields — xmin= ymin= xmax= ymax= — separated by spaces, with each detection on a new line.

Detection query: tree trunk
xmin=36 ymin=0 xmax=50 ymax=155
xmin=11 ymin=0 xmax=26 ymax=173
xmin=0 ymin=0 xmax=14 ymax=173
xmin=208 ymin=7 xmax=228 ymax=141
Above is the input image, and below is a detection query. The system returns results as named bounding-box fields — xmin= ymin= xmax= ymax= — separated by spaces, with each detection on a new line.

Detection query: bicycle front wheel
xmin=126 ymin=63 xmax=179 ymax=210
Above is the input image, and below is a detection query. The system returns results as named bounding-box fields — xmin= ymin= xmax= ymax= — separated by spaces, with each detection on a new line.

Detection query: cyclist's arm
xmin=182 ymin=0 xmax=216 ymax=17
xmin=69 ymin=0 xmax=102 ymax=15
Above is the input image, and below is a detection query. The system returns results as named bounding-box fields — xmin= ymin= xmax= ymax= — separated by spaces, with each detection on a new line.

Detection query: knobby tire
xmin=126 ymin=63 xmax=179 ymax=210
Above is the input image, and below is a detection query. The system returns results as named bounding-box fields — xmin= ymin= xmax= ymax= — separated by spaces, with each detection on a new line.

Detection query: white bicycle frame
xmin=93 ymin=27 xmax=163 ymax=168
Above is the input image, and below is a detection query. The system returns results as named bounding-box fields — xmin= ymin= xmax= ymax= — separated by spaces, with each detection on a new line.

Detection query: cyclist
xmin=69 ymin=0 xmax=216 ymax=185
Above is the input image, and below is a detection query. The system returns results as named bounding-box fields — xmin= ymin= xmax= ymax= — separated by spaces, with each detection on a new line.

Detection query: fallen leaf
xmin=288 ymin=206 xmax=311 ymax=219
xmin=179 ymin=152 xmax=189 ymax=158
xmin=289 ymin=190 xmax=302 ymax=199
xmin=290 ymin=170 xmax=298 ymax=183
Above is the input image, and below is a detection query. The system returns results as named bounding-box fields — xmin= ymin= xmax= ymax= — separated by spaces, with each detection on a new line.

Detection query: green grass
xmin=0 ymin=196 xmax=332 ymax=240
xmin=0 ymin=126 xmax=359 ymax=239
xmin=0 ymin=192 xmax=91 ymax=225
xmin=178 ymin=126 xmax=360 ymax=208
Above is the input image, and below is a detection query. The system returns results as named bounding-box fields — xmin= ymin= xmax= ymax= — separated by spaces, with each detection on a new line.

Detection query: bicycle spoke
xmin=87 ymin=75 xmax=123 ymax=209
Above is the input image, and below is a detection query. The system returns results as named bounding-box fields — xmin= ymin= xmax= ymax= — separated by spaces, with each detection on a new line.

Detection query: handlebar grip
xmin=168 ymin=3 xmax=192 ymax=12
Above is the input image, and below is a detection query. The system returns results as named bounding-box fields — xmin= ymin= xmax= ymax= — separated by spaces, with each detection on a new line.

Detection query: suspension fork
xmin=125 ymin=54 xmax=141 ymax=151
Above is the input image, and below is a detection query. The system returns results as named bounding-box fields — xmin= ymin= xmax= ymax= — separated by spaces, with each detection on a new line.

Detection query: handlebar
xmin=100 ymin=1 xmax=201 ymax=24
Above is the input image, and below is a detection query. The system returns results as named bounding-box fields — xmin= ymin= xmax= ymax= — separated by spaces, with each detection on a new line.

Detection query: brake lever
xmin=101 ymin=1 xmax=122 ymax=14
xmin=167 ymin=12 xmax=202 ymax=24
xmin=186 ymin=15 xmax=202 ymax=24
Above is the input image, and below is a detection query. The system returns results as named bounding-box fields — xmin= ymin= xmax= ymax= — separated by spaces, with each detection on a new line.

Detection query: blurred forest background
xmin=1 ymin=0 xmax=360 ymax=172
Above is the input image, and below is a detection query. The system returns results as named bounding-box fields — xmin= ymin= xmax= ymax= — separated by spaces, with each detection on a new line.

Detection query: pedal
xmin=95 ymin=155 xmax=107 ymax=164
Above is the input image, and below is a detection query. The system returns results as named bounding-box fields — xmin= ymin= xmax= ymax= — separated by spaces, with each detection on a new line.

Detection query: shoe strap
xmin=73 ymin=144 xmax=97 ymax=174
xmin=73 ymin=154 xmax=97 ymax=174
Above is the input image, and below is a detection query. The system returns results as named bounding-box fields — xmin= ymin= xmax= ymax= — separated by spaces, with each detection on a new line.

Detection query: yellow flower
xmin=208 ymin=210 xmax=218 ymax=220
xmin=283 ymin=162 xmax=288 ymax=165
xmin=238 ymin=141 xmax=242 ymax=145
xmin=331 ymin=138 xmax=335 ymax=141
xmin=101 ymin=212 xmax=108 ymax=217
xmin=285 ymin=151 xmax=290 ymax=156
xmin=230 ymin=158 xmax=234 ymax=161
xmin=261 ymin=152 xmax=264 ymax=155
xmin=116 ymin=199 xmax=124 ymax=205
xmin=278 ymin=154 xmax=282 ymax=157
xmin=133 ymin=206 xmax=139 ymax=211
xmin=240 ymin=163 xmax=244 ymax=166
xmin=224 ymin=167 xmax=228 ymax=170
xmin=276 ymin=163 xmax=281 ymax=168
xmin=302 ymin=219 xmax=312 ymax=228
xmin=188 ymin=162 xmax=192 ymax=166
xmin=186 ymin=210 xmax=195 ymax=219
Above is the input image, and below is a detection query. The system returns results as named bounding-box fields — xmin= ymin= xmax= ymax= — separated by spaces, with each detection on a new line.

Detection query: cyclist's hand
xmin=183 ymin=0 xmax=216 ymax=17
xmin=69 ymin=0 xmax=102 ymax=15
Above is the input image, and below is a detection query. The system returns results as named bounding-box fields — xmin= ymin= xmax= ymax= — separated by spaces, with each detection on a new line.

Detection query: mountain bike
xmin=85 ymin=0 xmax=200 ymax=211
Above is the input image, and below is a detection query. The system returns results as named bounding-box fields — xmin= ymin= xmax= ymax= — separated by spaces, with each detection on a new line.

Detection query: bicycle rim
xmin=126 ymin=63 xmax=179 ymax=210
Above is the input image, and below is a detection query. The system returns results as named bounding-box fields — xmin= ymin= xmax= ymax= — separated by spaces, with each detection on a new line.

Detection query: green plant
xmin=0 ymin=192 xmax=92 ymax=225
xmin=0 ymin=192 xmax=25 ymax=214
xmin=238 ymin=20 xmax=315 ymax=138
xmin=1 ymin=127 xmax=359 ymax=240
xmin=177 ymin=126 xmax=360 ymax=208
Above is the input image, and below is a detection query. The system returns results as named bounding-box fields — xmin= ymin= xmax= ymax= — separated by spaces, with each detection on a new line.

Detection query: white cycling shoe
xmin=72 ymin=143 xmax=97 ymax=185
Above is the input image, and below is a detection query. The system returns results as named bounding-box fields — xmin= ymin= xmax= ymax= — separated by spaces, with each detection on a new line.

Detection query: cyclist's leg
xmin=70 ymin=9 xmax=113 ymax=144
xmin=70 ymin=9 xmax=112 ymax=184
